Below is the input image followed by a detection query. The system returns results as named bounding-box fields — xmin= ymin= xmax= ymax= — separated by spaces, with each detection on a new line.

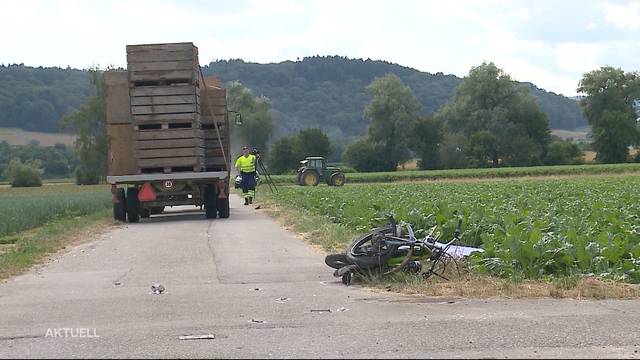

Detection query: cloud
xmin=603 ymin=0 xmax=640 ymax=30
xmin=1 ymin=0 xmax=638 ymax=97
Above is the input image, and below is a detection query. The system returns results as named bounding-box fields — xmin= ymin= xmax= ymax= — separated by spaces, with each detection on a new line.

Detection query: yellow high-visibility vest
xmin=235 ymin=154 xmax=256 ymax=172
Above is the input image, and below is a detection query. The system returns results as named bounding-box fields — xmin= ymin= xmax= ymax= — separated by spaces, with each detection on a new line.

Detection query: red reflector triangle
xmin=138 ymin=182 xmax=157 ymax=202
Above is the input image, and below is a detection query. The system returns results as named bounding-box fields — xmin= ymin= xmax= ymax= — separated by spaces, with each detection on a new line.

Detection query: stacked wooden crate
xmin=201 ymin=76 xmax=229 ymax=172
xmin=105 ymin=71 xmax=135 ymax=176
xmin=126 ymin=43 xmax=204 ymax=173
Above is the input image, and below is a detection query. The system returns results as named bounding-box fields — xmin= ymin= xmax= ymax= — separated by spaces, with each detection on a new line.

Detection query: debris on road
xmin=275 ymin=297 xmax=290 ymax=304
xmin=113 ymin=281 xmax=122 ymax=286
xmin=151 ymin=283 xmax=165 ymax=295
xmin=336 ymin=307 xmax=349 ymax=312
xmin=248 ymin=319 xmax=265 ymax=324
xmin=310 ymin=309 xmax=331 ymax=313
xmin=252 ymin=287 xmax=262 ymax=291
xmin=178 ymin=334 xmax=216 ymax=340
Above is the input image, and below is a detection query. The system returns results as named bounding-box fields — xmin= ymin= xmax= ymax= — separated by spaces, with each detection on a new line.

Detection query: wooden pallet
xmin=130 ymin=84 xmax=200 ymax=97
xmin=135 ymin=147 xmax=205 ymax=159
xmin=139 ymin=164 xmax=204 ymax=174
xmin=132 ymin=112 xmax=201 ymax=124
xmin=137 ymin=156 xmax=204 ymax=168
xmin=136 ymin=138 xmax=202 ymax=150
xmin=135 ymin=128 xmax=203 ymax=141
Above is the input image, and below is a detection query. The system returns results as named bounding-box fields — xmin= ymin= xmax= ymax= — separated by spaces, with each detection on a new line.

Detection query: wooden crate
xmin=105 ymin=71 xmax=131 ymax=124
xmin=126 ymin=43 xmax=199 ymax=85
xmin=200 ymin=83 xmax=229 ymax=171
xmin=134 ymin=127 xmax=204 ymax=173
xmin=130 ymin=83 xmax=201 ymax=127
xmin=107 ymin=123 xmax=135 ymax=176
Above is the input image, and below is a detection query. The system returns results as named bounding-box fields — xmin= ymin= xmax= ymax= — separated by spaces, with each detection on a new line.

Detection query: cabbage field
xmin=271 ymin=176 xmax=640 ymax=282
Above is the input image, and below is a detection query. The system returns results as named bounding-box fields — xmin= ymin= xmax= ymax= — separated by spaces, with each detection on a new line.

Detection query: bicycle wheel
xmin=423 ymin=251 xmax=460 ymax=281
xmin=325 ymin=254 xmax=350 ymax=269
xmin=346 ymin=225 xmax=399 ymax=270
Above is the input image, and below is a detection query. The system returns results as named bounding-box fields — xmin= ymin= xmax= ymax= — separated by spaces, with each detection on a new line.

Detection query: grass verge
xmin=0 ymin=210 xmax=112 ymax=280
xmin=256 ymin=190 xmax=640 ymax=299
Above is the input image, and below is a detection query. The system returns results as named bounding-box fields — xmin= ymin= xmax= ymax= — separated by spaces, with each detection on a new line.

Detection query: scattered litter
xmin=438 ymin=300 xmax=456 ymax=304
xmin=319 ymin=281 xmax=329 ymax=286
xmin=252 ymin=287 xmax=262 ymax=291
xmin=275 ymin=297 xmax=290 ymax=304
xmin=310 ymin=309 xmax=331 ymax=313
xmin=179 ymin=334 xmax=215 ymax=340
xmin=113 ymin=281 xmax=122 ymax=286
xmin=248 ymin=319 xmax=265 ymax=324
xmin=151 ymin=283 xmax=165 ymax=295
xmin=254 ymin=205 xmax=261 ymax=210
xmin=336 ymin=307 xmax=349 ymax=312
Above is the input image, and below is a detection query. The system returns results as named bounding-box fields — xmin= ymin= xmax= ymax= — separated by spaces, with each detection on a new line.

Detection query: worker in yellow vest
xmin=235 ymin=146 xmax=257 ymax=205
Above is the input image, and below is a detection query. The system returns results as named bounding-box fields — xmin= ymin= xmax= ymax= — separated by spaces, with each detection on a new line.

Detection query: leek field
xmin=270 ymin=176 xmax=640 ymax=282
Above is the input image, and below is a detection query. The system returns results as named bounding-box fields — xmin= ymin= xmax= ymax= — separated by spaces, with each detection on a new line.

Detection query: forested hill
xmin=0 ymin=64 xmax=91 ymax=132
xmin=0 ymin=58 xmax=585 ymax=138
xmin=204 ymin=57 xmax=585 ymax=140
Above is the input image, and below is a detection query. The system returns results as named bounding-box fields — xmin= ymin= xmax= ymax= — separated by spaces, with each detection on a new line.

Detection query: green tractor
xmin=297 ymin=157 xmax=346 ymax=186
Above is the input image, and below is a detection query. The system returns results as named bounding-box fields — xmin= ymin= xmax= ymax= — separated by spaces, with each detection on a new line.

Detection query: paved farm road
xmin=1 ymin=195 xmax=639 ymax=358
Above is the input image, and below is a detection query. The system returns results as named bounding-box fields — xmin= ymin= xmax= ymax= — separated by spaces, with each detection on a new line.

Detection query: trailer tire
xmin=204 ymin=185 xmax=217 ymax=219
xmin=126 ymin=187 xmax=140 ymax=223
xmin=113 ymin=188 xmax=126 ymax=222
xmin=150 ymin=206 xmax=165 ymax=215
xmin=217 ymin=197 xmax=230 ymax=219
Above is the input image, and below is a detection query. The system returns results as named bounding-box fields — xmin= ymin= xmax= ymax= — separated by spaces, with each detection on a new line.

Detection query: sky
xmin=1 ymin=0 xmax=639 ymax=97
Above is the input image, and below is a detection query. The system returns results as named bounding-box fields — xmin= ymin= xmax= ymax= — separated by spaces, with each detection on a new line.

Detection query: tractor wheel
xmin=330 ymin=172 xmax=346 ymax=187
xmin=301 ymin=170 xmax=319 ymax=186
xmin=296 ymin=172 xmax=303 ymax=186
xmin=126 ymin=187 xmax=140 ymax=223
xmin=204 ymin=185 xmax=217 ymax=219
xmin=113 ymin=188 xmax=126 ymax=222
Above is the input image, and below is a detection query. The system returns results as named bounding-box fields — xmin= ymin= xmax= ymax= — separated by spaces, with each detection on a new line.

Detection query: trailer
xmin=105 ymin=42 xmax=231 ymax=222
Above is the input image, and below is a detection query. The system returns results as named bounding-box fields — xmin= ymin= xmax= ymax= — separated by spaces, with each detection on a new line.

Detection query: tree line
xmin=267 ymin=62 xmax=639 ymax=173
xmin=204 ymin=56 xmax=587 ymax=144
xmin=9 ymin=61 xmax=636 ymax=186
xmin=0 ymin=141 xmax=78 ymax=184
xmin=0 ymin=64 xmax=91 ymax=132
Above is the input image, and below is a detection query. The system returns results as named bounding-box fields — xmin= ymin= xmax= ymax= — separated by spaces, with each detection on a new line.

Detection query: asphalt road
xmin=1 ymin=195 xmax=639 ymax=359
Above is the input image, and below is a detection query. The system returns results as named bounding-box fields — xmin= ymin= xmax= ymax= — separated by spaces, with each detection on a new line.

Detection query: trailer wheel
xmin=141 ymin=208 xmax=151 ymax=218
xmin=113 ymin=188 xmax=126 ymax=222
xmin=204 ymin=185 xmax=217 ymax=219
xmin=126 ymin=187 xmax=140 ymax=223
xmin=217 ymin=197 xmax=230 ymax=219
xmin=150 ymin=206 xmax=165 ymax=215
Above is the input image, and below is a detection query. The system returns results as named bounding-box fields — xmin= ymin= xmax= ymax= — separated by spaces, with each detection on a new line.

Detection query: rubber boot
xmin=244 ymin=198 xmax=249 ymax=206
xmin=249 ymin=197 xmax=253 ymax=204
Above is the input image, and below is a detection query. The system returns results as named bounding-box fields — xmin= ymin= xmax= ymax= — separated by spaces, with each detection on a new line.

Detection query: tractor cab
xmin=296 ymin=156 xmax=345 ymax=187
xmin=300 ymin=157 xmax=326 ymax=170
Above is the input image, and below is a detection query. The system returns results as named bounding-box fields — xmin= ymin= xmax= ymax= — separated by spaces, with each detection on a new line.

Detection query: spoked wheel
xmin=342 ymin=272 xmax=352 ymax=286
xmin=346 ymin=225 xmax=399 ymax=270
xmin=325 ymin=254 xmax=350 ymax=269
xmin=423 ymin=251 xmax=461 ymax=281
